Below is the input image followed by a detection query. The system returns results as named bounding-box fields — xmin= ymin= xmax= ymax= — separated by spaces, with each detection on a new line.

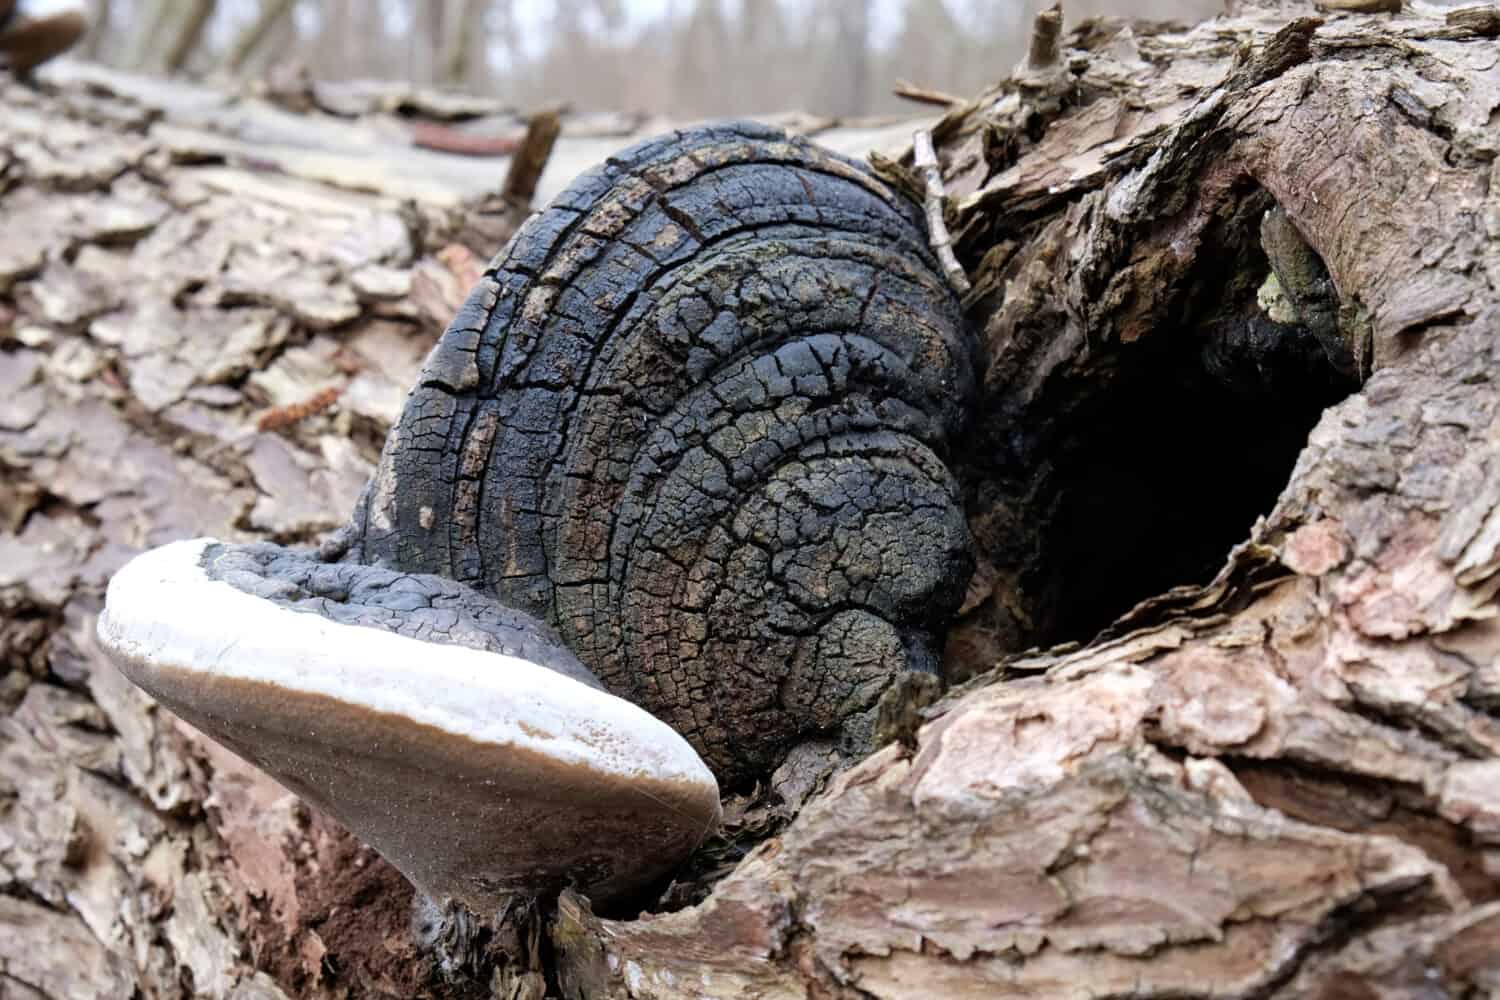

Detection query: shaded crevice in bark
xmin=1228 ymin=757 xmax=1500 ymax=905
xmin=950 ymin=173 xmax=1359 ymax=664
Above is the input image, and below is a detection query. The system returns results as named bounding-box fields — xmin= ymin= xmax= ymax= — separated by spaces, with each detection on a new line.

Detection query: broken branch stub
xmin=500 ymin=109 xmax=561 ymax=206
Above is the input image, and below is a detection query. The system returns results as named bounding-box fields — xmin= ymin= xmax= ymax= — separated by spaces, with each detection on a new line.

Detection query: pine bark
xmin=5 ymin=2 xmax=1500 ymax=997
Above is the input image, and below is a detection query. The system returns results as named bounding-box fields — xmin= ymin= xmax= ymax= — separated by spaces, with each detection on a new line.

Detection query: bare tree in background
xmin=159 ymin=0 xmax=215 ymax=73
xmin=220 ymin=0 xmax=296 ymax=76
xmin=74 ymin=0 xmax=1222 ymax=115
xmin=673 ymin=0 xmax=730 ymax=117
xmin=80 ymin=0 xmax=111 ymax=59
xmin=825 ymin=0 xmax=871 ymax=116
xmin=122 ymin=0 xmax=169 ymax=71
xmin=730 ymin=0 xmax=787 ymax=112
xmin=437 ymin=0 xmax=489 ymax=87
xmin=314 ymin=0 xmax=350 ymax=81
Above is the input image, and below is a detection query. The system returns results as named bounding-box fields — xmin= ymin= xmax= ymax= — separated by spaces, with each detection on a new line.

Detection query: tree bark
xmin=5 ymin=2 xmax=1500 ymax=997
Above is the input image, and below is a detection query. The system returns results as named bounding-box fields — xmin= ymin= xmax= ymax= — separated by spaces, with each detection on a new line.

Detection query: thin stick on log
xmin=255 ymin=386 xmax=342 ymax=432
xmin=501 ymin=109 xmax=562 ymax=207
xmin=912 ymin=129 xmax=971 ymax=296
xmin=893 ymin=80 xmax=964 ymax=108
xmin=197 ymin=383 xmax=343 ymax=465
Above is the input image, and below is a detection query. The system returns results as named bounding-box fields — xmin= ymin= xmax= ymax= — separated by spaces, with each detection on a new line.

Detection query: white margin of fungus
xmin=98 ymin=538 xmax=719 ymax=794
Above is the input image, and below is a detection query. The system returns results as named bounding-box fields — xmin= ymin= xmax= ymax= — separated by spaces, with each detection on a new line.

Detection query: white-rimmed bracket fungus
xmin=97 ymin=538 xmax=722 ymax=912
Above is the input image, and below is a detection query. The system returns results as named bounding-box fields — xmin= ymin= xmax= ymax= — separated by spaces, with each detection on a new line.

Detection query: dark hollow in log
xmin=1028 ymin=185 xmax=1357 ymax=647
xmin=951 ymin=174 xmax=1361 ymax=673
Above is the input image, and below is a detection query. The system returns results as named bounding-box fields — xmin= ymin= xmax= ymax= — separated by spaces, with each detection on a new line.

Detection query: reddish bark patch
xmin=183 ymin=727 xmax=458 ymax=998
xmin=1282 ymin=520 xmax=1348 ymax=576
xmin=295 ymin=813 xmax=433 ymax=998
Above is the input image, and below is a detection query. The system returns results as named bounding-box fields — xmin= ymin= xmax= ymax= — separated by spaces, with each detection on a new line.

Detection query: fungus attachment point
xmin=97 ymin=538 xmax=721 ymax=911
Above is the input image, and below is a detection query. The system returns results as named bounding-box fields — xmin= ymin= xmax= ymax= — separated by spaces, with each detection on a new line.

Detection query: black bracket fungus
xmin=97 ymin=122 xmax=978 ymax=915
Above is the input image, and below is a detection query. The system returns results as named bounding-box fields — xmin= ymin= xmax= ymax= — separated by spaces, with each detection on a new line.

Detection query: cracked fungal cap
xmin=97 ymin=538 xmax=721 ymax=912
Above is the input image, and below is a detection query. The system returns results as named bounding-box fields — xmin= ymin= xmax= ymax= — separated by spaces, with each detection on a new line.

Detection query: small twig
xmin=912 ymin=129 xmax=971 ymax=297
xmin=255 ymin=385 xmax=342 ymax=432
xmin=892 ymin=79 xmax=964 ymax=108
xmin=501 ymin=109 xmax=562 ymax=207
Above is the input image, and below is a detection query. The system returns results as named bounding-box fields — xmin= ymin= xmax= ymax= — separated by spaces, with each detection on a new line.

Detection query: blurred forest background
xmin=33 ymin=0 xmax=1223 ymax=116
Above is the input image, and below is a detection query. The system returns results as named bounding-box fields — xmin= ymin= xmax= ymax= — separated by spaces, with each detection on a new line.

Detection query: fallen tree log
xmin=4 ymin=1 xmax=1500 ymax=996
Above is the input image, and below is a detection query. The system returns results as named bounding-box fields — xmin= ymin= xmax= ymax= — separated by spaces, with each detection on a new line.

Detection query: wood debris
xmin=893 ymin=80 xmax=965 ymax=108
xmin=254 ymin=386 xmax=342 ymax=432
xmin=408 ymin=121 xmax=523 ymax=157
xmin=912 ymin=128 xmax=971 ymax=295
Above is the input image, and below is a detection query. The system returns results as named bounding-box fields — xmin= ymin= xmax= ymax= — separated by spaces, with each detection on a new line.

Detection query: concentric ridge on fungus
xmin=97 ymin=121 xmax=976 ymax=911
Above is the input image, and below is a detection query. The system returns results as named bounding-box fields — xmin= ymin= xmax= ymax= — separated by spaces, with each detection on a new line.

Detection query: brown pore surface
xmin=112 ymin=651 xmax=720 ymax=914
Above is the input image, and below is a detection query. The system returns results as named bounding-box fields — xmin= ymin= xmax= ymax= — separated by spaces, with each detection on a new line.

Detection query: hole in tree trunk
xmin=952 ymin=187 xmax=1360 ymax=669
xmin=1042 ymin=307 xmax=1354 ymax=643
